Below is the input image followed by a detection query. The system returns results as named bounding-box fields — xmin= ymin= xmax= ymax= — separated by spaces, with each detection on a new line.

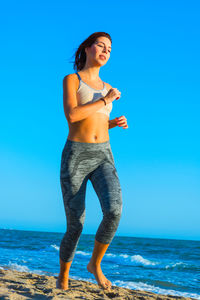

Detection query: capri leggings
xmin=59 ymin=138 xmax=123 ymax=262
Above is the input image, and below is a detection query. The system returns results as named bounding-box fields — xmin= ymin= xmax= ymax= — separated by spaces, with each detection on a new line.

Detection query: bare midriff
xmin=67 ymin=112 xmax=109 ymax=143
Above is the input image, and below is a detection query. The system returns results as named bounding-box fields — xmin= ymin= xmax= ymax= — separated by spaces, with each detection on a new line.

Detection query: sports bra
xmin=75 ymin=72 xmax=112 ymax=117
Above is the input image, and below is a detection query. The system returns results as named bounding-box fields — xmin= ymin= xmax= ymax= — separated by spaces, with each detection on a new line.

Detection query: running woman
xmin=57 ymin=32 xmax=128 ymax=291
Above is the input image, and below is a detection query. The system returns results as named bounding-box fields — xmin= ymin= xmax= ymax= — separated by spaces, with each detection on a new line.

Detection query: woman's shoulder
xmin=63 ymin=73 xmax=79 ymax=85
xmin=63 ymin=73 xmax=78 ymax=81
xmin=62 ymin=73 xmax=79 ymax=91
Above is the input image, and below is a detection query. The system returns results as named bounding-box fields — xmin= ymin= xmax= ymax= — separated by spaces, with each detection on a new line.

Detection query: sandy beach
xmin=0 ymin=268 xmax=197 ymax=300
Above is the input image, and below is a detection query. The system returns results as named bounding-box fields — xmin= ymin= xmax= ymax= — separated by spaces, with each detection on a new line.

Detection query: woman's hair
xmin=70 ymin=32 xmax=112 ymax=72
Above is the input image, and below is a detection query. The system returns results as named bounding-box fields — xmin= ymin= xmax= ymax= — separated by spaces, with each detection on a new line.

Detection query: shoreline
xmin=0 ymin=268 xmax=197 ymax=300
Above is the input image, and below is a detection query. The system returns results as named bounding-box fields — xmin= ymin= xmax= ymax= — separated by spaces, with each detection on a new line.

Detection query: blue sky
xmin=0 ymin=0 xmax=199 ymax=241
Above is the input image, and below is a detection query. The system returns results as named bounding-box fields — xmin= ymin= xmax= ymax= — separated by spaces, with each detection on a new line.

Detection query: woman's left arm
xmin=109 ymin=116 xmax=128 ymax=129
xmin=105 ymin=83 xmax=128 ymax=130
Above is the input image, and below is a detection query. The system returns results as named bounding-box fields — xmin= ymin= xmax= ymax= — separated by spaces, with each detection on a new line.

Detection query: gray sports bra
xmin=75 ymin=72 xmax=112 ymax=117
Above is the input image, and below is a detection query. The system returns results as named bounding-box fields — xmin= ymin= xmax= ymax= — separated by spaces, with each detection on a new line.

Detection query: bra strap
xmin=76 ymin=72 xmax=81 ymax=81
xmin=76 ymin=72 xmax=106 ymax=90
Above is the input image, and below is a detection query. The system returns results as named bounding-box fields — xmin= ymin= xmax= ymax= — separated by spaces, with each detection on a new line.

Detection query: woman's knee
xmin=104 ymin=199 xmax=122 ymax=221
xmin=70 ymin=222 xmax=84 ymax=237
xmin=69 ymin=215 xmax=85 ymax=235
xmin=106 ymin=209 xmax=122 ymax=222
xmin=66 ymin=208 xmax=85 ymax=236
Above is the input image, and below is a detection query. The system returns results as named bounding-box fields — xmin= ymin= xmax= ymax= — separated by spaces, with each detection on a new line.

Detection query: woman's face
xmin=85 ymin=36 xmax=112 ymax=66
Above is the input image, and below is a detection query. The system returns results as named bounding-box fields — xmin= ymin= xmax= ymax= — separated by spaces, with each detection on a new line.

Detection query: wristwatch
xmin=100 ymin=97 xmax=107 ymax=106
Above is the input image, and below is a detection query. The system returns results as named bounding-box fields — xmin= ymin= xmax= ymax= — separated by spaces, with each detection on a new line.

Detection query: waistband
xmin=66 ymin=138 xmax=111 ymax=149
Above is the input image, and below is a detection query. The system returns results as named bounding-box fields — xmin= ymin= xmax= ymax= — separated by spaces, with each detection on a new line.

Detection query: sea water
xmin=0 ymin=229 xmax=199 ymax=299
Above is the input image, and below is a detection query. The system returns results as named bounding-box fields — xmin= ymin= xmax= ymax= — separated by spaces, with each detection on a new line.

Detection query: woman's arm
xmin=109 ymin=119 xmax=118 ymax=129
xmin=63 ymin=74 xmax=107 ymax=123
xmin=110 ymin=116 xmax=129 ymax=129
xmin=105 ymin=83 xmax=118 ymax=130
xmin=105 ymin=83 xmax=128 ymax=130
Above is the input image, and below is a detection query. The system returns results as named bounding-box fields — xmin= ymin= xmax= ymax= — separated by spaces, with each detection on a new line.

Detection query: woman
xmin=57 ymin=32 xmax=128 ymax=291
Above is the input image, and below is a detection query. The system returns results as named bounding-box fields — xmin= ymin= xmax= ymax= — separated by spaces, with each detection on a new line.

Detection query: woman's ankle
xmin=89 ymin=258 xmax=101 ymax=267
xmin=59 ymin=258 xmax=72 ymax=275
xmin=58 ymin=274 xmax=69 ymax=281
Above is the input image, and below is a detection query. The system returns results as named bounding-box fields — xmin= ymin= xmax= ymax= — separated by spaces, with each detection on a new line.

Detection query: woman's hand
xmin=104 ymin=88 xmax=121 ymax=104
xmin=115 ymin=116 xmax=128 ymax=129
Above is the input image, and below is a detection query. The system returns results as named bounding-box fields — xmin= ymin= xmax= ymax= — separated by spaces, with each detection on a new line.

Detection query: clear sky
xmin=0 ymin=0 xmax=199 ymax=241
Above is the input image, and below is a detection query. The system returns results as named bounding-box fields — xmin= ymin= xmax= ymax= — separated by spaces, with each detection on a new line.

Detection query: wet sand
xmin=0 ymin=268 xmax=196 ymax=299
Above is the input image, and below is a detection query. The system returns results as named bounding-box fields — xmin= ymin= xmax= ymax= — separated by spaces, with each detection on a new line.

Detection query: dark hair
xmin=70 ymin=32 xmax=112 ymax=72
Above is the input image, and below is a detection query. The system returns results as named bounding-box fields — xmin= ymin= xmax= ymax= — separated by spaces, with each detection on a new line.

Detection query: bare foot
xmin=56 ymin=275 xmax=69 ymax=290
xmin=87 ymin=261 xmax=112 ymax=289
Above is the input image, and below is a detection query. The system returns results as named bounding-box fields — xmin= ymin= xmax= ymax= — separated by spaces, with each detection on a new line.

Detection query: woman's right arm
xmin=63 ymin=74 xmax=107 ymax=123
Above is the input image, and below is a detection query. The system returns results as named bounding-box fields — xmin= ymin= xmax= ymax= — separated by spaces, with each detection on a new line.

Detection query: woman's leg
xmin=87 ymin=161 xmax=123 ymax=289
xmin=56 ymin=259 xmax=72 ymax=290
xmin=58 ymin=175 xmax=89 ymax=289
xmin=87 ymin=240 xmax=111 ymax=289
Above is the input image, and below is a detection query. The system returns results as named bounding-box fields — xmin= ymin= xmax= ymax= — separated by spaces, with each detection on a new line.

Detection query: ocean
xmin=0 ymin=229 xmax=199 ymax=299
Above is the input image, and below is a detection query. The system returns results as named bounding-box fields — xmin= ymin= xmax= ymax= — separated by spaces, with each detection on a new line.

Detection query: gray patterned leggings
xmin=59 ymin=138 xmax=123 ymax=262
